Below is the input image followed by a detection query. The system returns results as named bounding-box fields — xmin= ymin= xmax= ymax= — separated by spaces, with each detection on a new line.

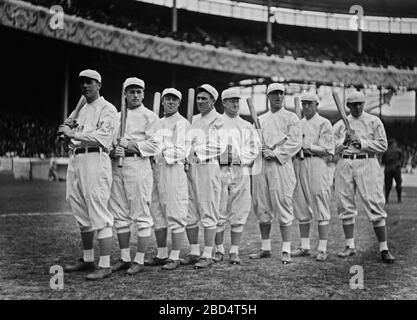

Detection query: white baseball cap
xmin=301 ymin=92 xmax=319 ymax=103
xmin=79 ymin=69 xmax=101 ymax=83
xmin=197 ymin=84 xmax=218 ymax=101
xmin=123 ymin=77 xmax=145 ymax=90
xmin=267 ymin=83 xmax=285 ymax=95
xmin=162 ymin=88 xmax=182 ymax=100
xmin=221 ymin=88 xmax=241 ymax=100
xmin=347 ymin=91 xmax=365 ymax=103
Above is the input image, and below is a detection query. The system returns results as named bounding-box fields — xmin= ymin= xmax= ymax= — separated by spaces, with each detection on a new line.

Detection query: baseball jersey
xmin=189 ymin=108 xmax=227 ymax=161
xmin=70 ymin=96 xmax=118 ymax=150
xmin=258 ymin=108 xmax=302 ymax=163
xmin=114 ymin=104 xmax=160 ymax=157
xmin=301 ymin=113 xmax=335 ymax=156
xmin=153 ymin=112 xmax=191 ymax=164
xmin=333 ymin=112 xmax=387 ymax=155
xmin=219 ymin=113 xmax=261 ymax=165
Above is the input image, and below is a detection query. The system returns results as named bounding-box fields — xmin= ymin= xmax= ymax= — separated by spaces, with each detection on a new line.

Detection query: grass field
xmin=1 ymin=171 xmax=417 ymax=300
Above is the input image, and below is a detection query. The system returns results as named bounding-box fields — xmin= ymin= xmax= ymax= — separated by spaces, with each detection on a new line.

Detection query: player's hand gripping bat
xmin=57 ymin=95 xmax=86 ymax=141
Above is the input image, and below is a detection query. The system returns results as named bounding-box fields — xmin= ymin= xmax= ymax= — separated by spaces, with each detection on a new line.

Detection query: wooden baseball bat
xmin=185 ymin=88 xmax=195 ymax=172
xmin=118 ymin=89 xmax=127 ymax=167
xmin=153 ymin=92 xmax=161 ymax=116
xmin=73 ymin=95 xmax=87 ymax=119
xmin=246 ymin=97 xmax=264 ymax=145
xmin=294 ymin=96 xmax=304 ymax=159
xmin=187 ymin=88 xmax=195 ymax=123
xmin=332 ymin=91 xmax=352 ymax=131
xmin=58 ymin=95 xmax=86 ymax=141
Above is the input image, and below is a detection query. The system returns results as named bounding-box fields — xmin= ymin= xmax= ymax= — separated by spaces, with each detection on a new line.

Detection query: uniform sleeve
xmin=310 ymin=121 xmax=335 ymax=156
xmin=333 ymin=121 xmax=347 ymax=155
xmin=359 ymin=118 xmax=388 ymax=154
xmin=111 ymin=114 xmax=121 ymax=150
xmin=126 ymin=114 xmax=161 ymax=157
xmin=240 ymin=124 xmax=261 ymax=165
xmin=73 ymin=105 xmax=118 ymax=149
xmin=273 ymin=114 xmax=302 ymax=164
xmin=194 ymin=117 xmax=228 ymax=162
xmin=163 ymin=119 xmax=191 ymax=164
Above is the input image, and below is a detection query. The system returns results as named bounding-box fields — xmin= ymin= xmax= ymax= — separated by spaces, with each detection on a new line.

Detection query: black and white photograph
xmin=1 ymin=0 xmax=417 ymax=306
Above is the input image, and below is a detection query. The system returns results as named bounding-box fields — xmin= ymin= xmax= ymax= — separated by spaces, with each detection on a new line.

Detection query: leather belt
xmin=125 ymin=152 xmax=141 ymax=158
xmin=74 ymin=147 xmax=102 ymax=155
xmin=219 ymin=162 xmax=241 ymax=167
xmin=342 ymin=153 xmax=376 ymax=160
xmin=297 ymin=152 xmax=320 ymax=159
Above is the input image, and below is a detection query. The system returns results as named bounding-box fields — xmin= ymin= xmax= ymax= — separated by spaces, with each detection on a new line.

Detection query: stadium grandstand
xmin=0 ymin=0 xmax=416 ymax=168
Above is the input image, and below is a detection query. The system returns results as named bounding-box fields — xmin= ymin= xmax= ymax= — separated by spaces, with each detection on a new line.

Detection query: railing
xmin=142 ymin=0 xmax=417 ymax=34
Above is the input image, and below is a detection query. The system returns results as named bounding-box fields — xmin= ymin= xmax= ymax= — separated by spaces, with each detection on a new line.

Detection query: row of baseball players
xmin=57 ymin=69 xmax=394 ymax=281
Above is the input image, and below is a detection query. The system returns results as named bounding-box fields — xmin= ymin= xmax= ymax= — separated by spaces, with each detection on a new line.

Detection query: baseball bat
xmin=153 ymin=92 xmax=161 ymax=116
xmin=118 ymin=89 xmax=127 ymax=167
xmin=187 ymin=88 xmax=195 ymax=123
xmin=294 ymin=96 xmax=304 ymax=159
xmin=332 ymin=90 xmax=356 ymax=147
xmin=58 ymin=95 xmax=86 ymax=141
xmin=332 ymin=91 xmax=352 ymax=131
xmin=185 ymin=88 xmax=195 ymax=172
xmin=246 ymin=97 xmax=264 ymax=146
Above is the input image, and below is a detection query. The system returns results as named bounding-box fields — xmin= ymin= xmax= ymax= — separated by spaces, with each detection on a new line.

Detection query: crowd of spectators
xmin=0 ymin=111 xmax=60 ymax=158
xmin=25 ymin=0 xmax=416 ymax=70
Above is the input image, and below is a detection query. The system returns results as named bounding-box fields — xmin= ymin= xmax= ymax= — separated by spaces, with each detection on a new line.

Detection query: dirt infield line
xmin=0 ymin=211 xmax=72 ymax=217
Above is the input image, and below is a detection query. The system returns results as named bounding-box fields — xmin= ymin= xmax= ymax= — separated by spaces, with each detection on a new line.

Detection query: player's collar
xmin=202 ymin=108 xmax=217 ymax=120
xmin=165 ymin=111 xmax=179 ymax=119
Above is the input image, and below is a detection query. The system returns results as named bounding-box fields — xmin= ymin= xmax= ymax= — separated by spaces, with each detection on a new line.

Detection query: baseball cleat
xmin=290 ymin=247 xmax=311 ymax=257
xmin=315 ymin=251 xmax=328 ymax=262
xmin=144 ymin=256 xmax=168 ymax=266
xmin=64 ymin=258 xmax=95 ymax=272
xmin=180 ymin=254 xmax=200 ymax=265
xmin=194 ymin=257 xmax=213 ymax=269
xmin=112 ymin=260 xmax=131 ymax=272
xmin=381 ymin=250 xmax=395 ymax=264
xmin=212 ymin=252 xmax=224 ymax=262
xmin=85 ymin=267 xmax=112 ymax=280
xmin=126 ymin=262 xmax=145 ymax=275
xmin=161 ymin=259 xmax=181 ymax=270
xmin=229 ymin=253 xmax=241 ymax=265
xmin=281 ymin=252 xmax=292 ymax=264
xmin=337 ymin=246 xmax=357 ymax=258
xmin=248 ymin=250 xmax=271 ymax=260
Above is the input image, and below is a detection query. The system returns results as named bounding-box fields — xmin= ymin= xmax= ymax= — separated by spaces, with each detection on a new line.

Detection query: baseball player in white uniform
xmin=108 ymin=77 xmax=161 ymax=275
xmin=292 ymin=92 xmax=335 ymax=262
xmin=148 ymin=88 xmax=191 ymax=270
xmin=333 ymin=91 xmax=394 ymax=263
xmin=59 ymin=69 xmax=118 ymax=280
xmin=249 ymin=83 xmax=302 ymax=264
xmin=181 ymin=84 xmax=227 ymax=269
xmin=212 ymin=88 xmax=260 ymax=264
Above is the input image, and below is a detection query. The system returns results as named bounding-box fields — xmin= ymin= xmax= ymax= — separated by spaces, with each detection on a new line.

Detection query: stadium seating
xmin=23 ymin=0 xmax=416 ymax=70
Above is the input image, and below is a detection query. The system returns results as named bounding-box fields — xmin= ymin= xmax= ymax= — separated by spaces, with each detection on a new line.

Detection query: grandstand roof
xmin=236 ymin=0 xmax=417 ymax=18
